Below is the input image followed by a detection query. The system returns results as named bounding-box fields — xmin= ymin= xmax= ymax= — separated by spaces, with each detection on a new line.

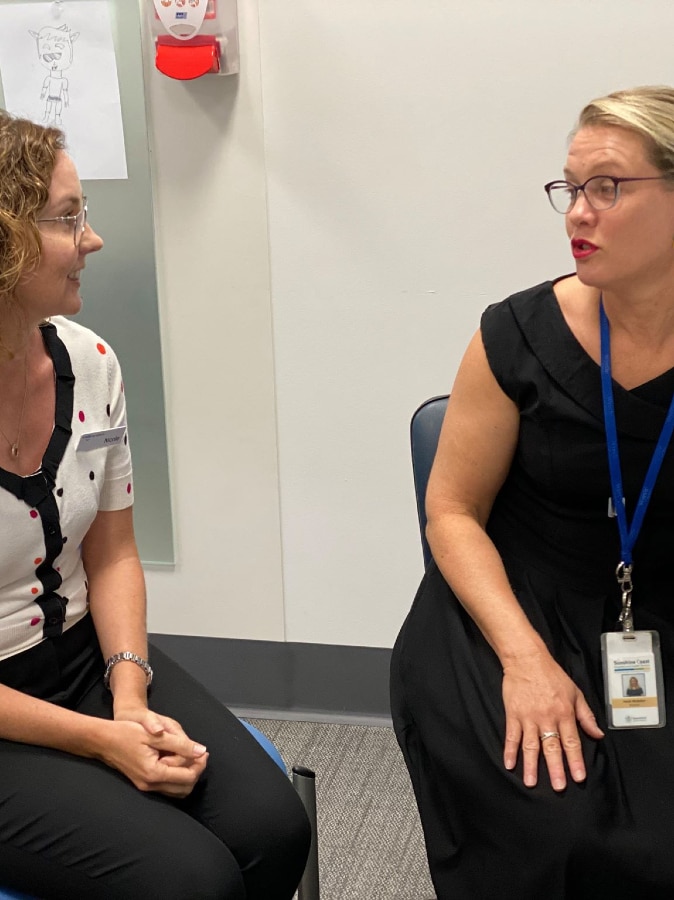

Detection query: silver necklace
xmin=0 ymin=353 xmax=29 ymax=458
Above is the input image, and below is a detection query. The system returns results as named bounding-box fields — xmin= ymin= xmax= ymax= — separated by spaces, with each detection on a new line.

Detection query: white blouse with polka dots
xmin=0 ymin=316 xmax=134 ymax=661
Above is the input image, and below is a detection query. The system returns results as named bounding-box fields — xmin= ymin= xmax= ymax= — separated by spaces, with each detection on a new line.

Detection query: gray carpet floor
xmin=245 ymin=717 xmax=436 ymax=900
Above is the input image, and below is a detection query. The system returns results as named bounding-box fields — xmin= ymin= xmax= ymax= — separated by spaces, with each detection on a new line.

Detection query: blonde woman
xmin=392 ymin=86 xmax=674 ymax=899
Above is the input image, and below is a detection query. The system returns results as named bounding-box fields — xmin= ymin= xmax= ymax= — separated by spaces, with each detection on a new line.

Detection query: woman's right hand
xmin=501 ymin=650 xmax=604 ymax=792
xmin=96 ymin=718 xmax=209 ymax=797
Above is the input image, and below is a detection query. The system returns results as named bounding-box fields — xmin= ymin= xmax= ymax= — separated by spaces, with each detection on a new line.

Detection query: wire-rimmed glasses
xmin=544 ymin=176 xmax=666 ymax=214
xmin=37 ymin=197 xmax=88 ymax=246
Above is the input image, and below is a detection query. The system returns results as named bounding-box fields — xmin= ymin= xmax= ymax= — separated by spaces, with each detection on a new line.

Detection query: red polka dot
xmin=96 ymin=343 xmax=107 ymax=355
xmin=30 ymin=510 xmax=38 ymax=519
xmin=79 ymin=410 xmax=85 ymax=422
xmin=31 ymin=587 xmax=38 ymax=595
xmin=30 ymin=617 xmax=41 ymax=626
xmin=56 ymin=567 xmax=61 ymax=572
xmin=34 ymin=557 xmax=42 ymax=565
xmin=126 ymin=483 xmax=132 ymax=494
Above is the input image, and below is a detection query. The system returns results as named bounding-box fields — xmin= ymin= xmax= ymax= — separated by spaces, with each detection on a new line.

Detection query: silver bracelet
xmin=103 ymin=652 xmax=153 ymax=690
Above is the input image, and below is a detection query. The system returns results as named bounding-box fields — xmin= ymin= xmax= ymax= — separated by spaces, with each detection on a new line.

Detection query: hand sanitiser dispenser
xmin=151 ymin=0 xmax=239 ymax=80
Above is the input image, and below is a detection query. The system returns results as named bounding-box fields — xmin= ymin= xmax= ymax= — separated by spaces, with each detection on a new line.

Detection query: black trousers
xmin=0 ymin=616 xmax=310 ymax=899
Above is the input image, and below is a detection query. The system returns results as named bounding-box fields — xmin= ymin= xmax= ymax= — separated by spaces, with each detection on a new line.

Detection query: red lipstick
xmin=571 ymin=238 xmax=598 ymax=259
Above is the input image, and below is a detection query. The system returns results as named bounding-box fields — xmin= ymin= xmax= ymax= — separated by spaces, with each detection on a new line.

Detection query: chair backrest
xmin=410 ymin=395 xmax=449 ymax=568
xmin=0 ymin=888 xmax=33 ymax=899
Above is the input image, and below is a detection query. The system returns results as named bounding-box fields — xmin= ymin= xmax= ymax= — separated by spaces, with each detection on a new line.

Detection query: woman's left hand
xmin=114 ymin=706 xmax=205 ymax=768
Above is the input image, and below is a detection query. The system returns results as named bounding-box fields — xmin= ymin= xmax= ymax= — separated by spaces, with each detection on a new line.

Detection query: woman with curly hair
xmin=0 ymin=111 xmax=309 ymax=900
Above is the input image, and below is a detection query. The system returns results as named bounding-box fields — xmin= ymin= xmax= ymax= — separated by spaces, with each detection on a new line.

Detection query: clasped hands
xmin=502 ymin=650 xmax=604 ymax=792
xmin=101 ymin=706 xmax=208 ymax=798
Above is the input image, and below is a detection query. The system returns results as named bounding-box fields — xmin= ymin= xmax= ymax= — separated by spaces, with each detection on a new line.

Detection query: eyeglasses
xmin=544 ymin=176 xmax=667 ymax=214
xmin=37 ymin=197 xmax=88 ymax=246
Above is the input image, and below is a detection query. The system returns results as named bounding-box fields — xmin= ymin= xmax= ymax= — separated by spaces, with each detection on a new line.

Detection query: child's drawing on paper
xmin=29 ymin=24 xmax=79 ymax=125
xmin=0 ymin=1 xmax=127 ymax=179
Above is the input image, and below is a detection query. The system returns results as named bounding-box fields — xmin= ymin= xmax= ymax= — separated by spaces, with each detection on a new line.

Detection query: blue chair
xmin=410 ymin=395 xmax=449 ymax=567
xmin=0 ymin=888 xmax=31 ymax=900
xmin=240 ymin=717 xmax=286 ymax=771
xmin=0 ymin=720 xmax=319 ymax=900
xmin=242 ymin=721 xmax=320 ymax=900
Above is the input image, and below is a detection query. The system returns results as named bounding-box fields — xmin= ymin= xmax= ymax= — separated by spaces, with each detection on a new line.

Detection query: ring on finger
xmin=540 ymin=731 xmax=560 ymax=742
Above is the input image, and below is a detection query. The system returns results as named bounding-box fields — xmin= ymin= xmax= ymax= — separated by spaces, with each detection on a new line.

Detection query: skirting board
xmin=149 ymin=633 xmax=393 ymax=722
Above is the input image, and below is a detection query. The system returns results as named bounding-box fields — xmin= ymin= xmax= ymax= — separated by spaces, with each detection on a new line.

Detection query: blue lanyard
xmin=599 ymin=296 xmax=674 ymax=568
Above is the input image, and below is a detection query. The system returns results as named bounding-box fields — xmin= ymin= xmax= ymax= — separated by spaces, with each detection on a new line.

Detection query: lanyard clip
xmin=616 ymin=560 xmax=634 ymax=632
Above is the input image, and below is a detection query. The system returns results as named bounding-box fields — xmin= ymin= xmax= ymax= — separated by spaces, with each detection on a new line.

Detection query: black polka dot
xmin=106 ymin=404 xmax=110 ymax=417
xmin=124 ymin=435 xmax=128 ymax=445
xmin=89 ymin=471 xmax=95 ymax=480
xmin=62 ymin=536 xmax=68 ymax=544
xmin=57 ymin=488 xmax=64 ymax=497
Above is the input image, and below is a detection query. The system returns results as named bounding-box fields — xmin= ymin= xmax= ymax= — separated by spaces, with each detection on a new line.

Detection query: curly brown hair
xmin=0 ymin=111 xmax=65 ymax=296
xmin=0 ymin=111 xmax=65 ymax=356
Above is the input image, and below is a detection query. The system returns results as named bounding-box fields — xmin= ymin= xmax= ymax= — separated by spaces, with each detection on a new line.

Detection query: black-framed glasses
xmin=37 ymin=197 xmax=88 ymax=246
xmin=544 ymin=176 xmax=666 ymax=214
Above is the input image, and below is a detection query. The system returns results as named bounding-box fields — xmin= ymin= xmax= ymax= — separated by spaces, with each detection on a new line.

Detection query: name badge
xmin=76 ymin=426 xmax=126 ymax=452
xmin=601 ymin=630 xmax=666 ymax=729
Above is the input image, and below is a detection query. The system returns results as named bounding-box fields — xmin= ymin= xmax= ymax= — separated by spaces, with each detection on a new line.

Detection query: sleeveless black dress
xmin=391 ymin=279 xmax=674 ymax=900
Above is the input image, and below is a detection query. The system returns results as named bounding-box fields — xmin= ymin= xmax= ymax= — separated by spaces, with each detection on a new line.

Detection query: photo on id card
xmin=601 ymin=630 xmax=666 ymax=729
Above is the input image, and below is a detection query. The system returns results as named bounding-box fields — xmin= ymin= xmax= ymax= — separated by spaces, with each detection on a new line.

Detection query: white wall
xmin=143 ymin=0 xmax=674 ymax=648
xmin=142 ymin=0 xmax=285 ymax=641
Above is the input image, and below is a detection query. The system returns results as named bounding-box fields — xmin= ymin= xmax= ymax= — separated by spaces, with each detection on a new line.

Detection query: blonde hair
xmin=0 ymin=111 xmax=65 ymax=355
xmin=575 ymin=86 xmax=674 ymax=181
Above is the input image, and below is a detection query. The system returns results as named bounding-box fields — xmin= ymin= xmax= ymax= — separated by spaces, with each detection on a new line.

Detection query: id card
xmin=76 ymin=427 xmax=126 ymax=452
xmin=601 ymin=631 xmax=666 ymax=729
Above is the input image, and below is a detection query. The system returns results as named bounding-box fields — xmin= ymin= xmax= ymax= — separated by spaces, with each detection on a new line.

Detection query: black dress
xmin=391 ymin=279 xmax=674 ymax=900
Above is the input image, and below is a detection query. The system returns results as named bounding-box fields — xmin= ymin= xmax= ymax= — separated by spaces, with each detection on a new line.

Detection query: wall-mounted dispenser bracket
xmin=151 ymin=0 xmax=239 ymax=79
